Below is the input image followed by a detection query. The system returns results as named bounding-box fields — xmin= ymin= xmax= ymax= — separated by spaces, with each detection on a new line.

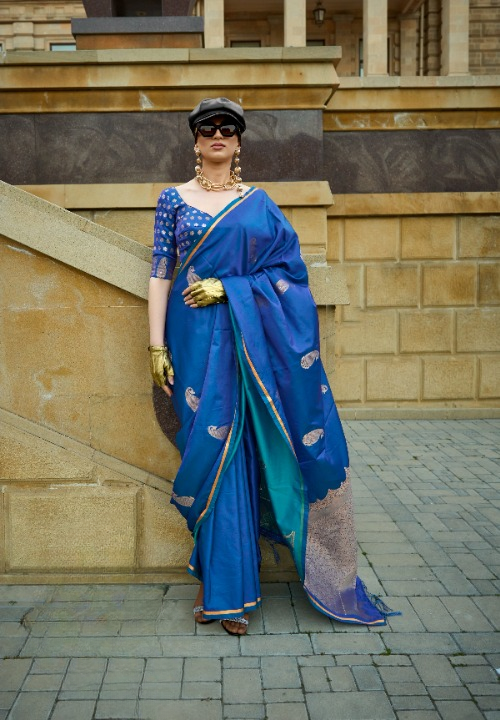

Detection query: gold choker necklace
xmin=195 ymin=169 xmax=243 ymax=195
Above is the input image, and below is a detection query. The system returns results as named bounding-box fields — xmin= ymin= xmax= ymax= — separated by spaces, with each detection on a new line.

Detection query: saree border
xmin=178 ymin=186 xmax=259 ymax=275
xmin=304 ymin=588 xmax=386 ymax=626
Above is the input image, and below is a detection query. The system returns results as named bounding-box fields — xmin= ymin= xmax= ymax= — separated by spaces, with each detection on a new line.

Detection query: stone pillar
xmin=284 ymin=0 xmax=306 ymax=47
xmin=441 ymin=0 xmax=469 ymax=75
xmin=334 ymin=14 xmax=355 ymax=76
xmin=204 ymin=0 xmax=224 ymax=48
xmin=399 ymin=14 xmax=419 ymax=76
xmin=425 ymin=0 xmax=441 ymax=76
xmin=363 ymin=0 xmax=388 ymax=75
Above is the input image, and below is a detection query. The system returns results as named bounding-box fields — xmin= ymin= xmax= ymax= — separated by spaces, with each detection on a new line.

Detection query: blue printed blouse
xmin=150 ymin=187 xmax=213 ymax=281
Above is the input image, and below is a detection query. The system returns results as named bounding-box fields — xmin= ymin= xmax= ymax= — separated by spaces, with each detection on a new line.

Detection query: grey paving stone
xmin=120 ymin=620 xmax=158 ymax=636
xmin=139 ymin=682 xmax=181 ymax=699
xmin=0 ymin=693 xmax=16 ymax=710
xmin=163 ymin=585 xmax=198 ymax=600
xmin=408 ymin=598 xmax=460 ymax=632
xmin=0 ymin=588 xmax=51 ymax=603
xmin=7 ymin=691 xmax=57 ymax=720
xmin=428 ymin=686 xmax=472 ymax=700
xmin=0 ymin=622 xmax=28 ymax=639
xmin=478 ymin=697 xmax=500 ymax=711
xmin=395 ymin=712 xmax=439 ymax=719
xmin=382 ymin=581 xmax=446 ymax=597
xmin=473 ymin=596 xmax=500 ymax=630
xmin=264 ymin=689 xmax=305 ymax=703
xmin=139 ymin=699 xmax=222 ymax=719
xmin=156 ymin=600 xmax=196 ymax=634
xmin=300 ymin=666 xmax=330 ymax=692
xmin=261 ymin=656 xmax=300 ymax=689
xmin=95 ymin=699 xmax=140 ymax=718
xmin=311 ymin=633 xmax=383 ymax=655
xmin=450 ymin=654 xmax=489 ymax=666
xmin=441 ymin=597 xmax=494 ymax=631
xmin=182 ymin=681 xmax=221 ymax=699
xmin=456 ymin=665 xmax=498 ymax=683
xmin=161 ymin=635 xmax=239 ymax=657
xmin=50 ymin=700 xmax=96 ymax=720
xmin=0 ymin=638 xmax=27 ymax=659
xmin=241 ymin=635 xmax=312 ymax=656
xmin=412 ymin=542 xmax=454 ymax=567
xmin=379 ymin=667 xmax=419 ymax=683
xmin=265 ymin=704 xmax=308 ymax=720
xmin=450 ymin=552 xmax=495 ymax=580
xmin=0 ymin=660 xmax=32 ymax=691
xmin=30 ymin=658 xmax=69 ymax=674
xmin=411 ymin=655 xmax=461 ymax=687
xmin=292 ymin=599 xmax=334 ymax=633
xmin=61 ymin=672 xmax=104 ymax=695
xmin=390 ymin=696 xmax=434 ymax=710
xmin=21 ymin=673 xmax=64 ymax=691
xmin=68 ymin=658 xmax=107 ymax=673
xmin=335 ymin=654 xmax=374 ymax=666
xmin=223 ymin=657 xmax=260 ymax=669
xmin=306 ymin=690 xmax=395 ymax=720
xmin=21 ymin=635 xmax=162 ymax=657
xmin=352 ymin=665 xmax=383 ymax=690
xmin=223 ymin=669 xmax=263 ymax=705
xmin=143 ymin=657 xmax=183 ymax=683
xmin=373 ymin=655 xmax=412 ymax=666
xmin=434 ymin=567 xmax=480 ymax=595
xmin=99 ymin=685 xmax=140 ymax=700
xmin=468 ymin=682 xmax=500 ymax=696
xmin=454 ymin=632 xmax=500 ymax=654
xmin=262 ymin=598 xmax=298 ymax=634
xmin=297 ymin=656 xmax=336 ymax=667
xmin=380 ymin=633 xmax=458 ymax=655
xmin=79 ymin=621 xmax=121 ymax=636
xmin=326 ymin=667 xmax=356 ymax=691
xmin=384 ymin=682 xmax=427 ymax=696
xmin=435 ymin=700 xmax=485 ymax=719
xmin=184 ymin=657 xmax=221 ymax=681
xmin=224 ymin=704 xmax=266 ymax=719
xmin=364 ymin=554 xmax=426 ymax=567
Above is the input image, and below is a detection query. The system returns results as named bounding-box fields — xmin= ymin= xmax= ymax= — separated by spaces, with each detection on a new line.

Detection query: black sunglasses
xmin=196 ymin=122 xmax=238 ymax=138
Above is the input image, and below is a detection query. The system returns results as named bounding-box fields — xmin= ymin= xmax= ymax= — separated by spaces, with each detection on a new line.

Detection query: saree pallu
xmin=166 ymin=187 xmax=395 ymax=625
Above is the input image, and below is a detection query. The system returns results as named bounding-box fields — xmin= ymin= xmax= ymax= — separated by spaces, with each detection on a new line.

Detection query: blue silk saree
xmin=163 ymin=187 xmax=395 ymax=625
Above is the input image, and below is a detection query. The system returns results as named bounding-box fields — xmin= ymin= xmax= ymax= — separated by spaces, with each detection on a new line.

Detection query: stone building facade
xmin=1 ymin=0 xmax=500 ymax=75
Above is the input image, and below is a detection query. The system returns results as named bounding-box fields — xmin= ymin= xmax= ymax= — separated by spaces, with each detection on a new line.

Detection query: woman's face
xmin=195 ymin=114 xmax=240 ymax=164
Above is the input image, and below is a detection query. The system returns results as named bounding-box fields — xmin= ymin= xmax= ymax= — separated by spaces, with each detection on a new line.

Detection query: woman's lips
xmin=211 ymin=143 xmax=225 ymax=148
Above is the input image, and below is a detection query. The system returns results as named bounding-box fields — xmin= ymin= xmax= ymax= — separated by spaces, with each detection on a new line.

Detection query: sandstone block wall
xmin=327 ymin=200 xmax=500 ymax=408
xmin=470 ymin=0 xmax=500 ymax=74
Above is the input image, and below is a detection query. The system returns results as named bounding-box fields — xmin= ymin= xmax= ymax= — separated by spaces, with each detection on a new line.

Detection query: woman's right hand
xmin=148 ymin=345 xmax=175 ymax=397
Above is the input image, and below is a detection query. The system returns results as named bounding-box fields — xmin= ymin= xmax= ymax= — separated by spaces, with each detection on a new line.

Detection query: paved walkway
xmin=1 ymin=420 xmax=499 ymax=720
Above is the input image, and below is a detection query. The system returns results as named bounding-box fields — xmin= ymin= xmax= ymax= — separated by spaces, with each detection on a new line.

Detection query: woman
xmin=148 ymin=97 xmax=396 ymax=636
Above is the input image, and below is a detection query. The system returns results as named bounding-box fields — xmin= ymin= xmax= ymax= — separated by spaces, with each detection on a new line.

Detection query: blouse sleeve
xmin=150 ymin=189 xmax=178 ymax=280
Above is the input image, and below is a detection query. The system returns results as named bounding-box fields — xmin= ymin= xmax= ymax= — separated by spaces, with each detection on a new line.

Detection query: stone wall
xmin=328 ymin=194 xmax=500 ymax=411
xmin=470 ymin=0 xmax=500 ymax=74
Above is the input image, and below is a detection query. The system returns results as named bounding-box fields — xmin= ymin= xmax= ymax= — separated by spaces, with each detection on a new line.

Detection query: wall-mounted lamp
xmin=313 ymin=1 xmax=326 ymax=26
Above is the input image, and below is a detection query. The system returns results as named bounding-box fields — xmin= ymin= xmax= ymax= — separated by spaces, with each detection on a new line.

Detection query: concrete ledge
xmin=72 ymin=16 xmax=204 ymax=34
xmin=20 ymin=182 xmax=334 ymax=209
xmin=328 ymin=192 xmax=500 ymax=216
xmin=0 ymin=181 xmax=150 ymax=300
xmin=338 ymin=407 xmax=500 ymax=420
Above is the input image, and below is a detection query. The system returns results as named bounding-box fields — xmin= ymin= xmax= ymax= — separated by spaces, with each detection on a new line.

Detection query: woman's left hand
xmin=182 ymin=278 xmax=227 ymax=308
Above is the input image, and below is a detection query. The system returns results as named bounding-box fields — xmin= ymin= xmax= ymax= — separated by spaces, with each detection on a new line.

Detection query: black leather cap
xmin=188 ymin=97 xmax=246 ymax=135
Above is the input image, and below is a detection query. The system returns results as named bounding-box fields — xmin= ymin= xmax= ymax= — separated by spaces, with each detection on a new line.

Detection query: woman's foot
xmin=220 ymin=614 xmax=249 ymax=636
xmin=193 ymin=583 xmax=214 ymax=624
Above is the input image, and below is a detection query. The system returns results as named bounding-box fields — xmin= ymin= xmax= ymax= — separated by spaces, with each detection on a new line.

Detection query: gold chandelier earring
xmin=233 ymin=146 xmax=244 ymax=196
xmin=194 ymin=144 xmax=202 ymax=180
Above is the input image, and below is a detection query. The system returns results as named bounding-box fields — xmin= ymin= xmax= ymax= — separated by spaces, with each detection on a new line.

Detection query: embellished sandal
xmin=220 ymin=616 xmax=249 ymax=636
xmin=193 ymin=605 xmax=216 ymax=625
